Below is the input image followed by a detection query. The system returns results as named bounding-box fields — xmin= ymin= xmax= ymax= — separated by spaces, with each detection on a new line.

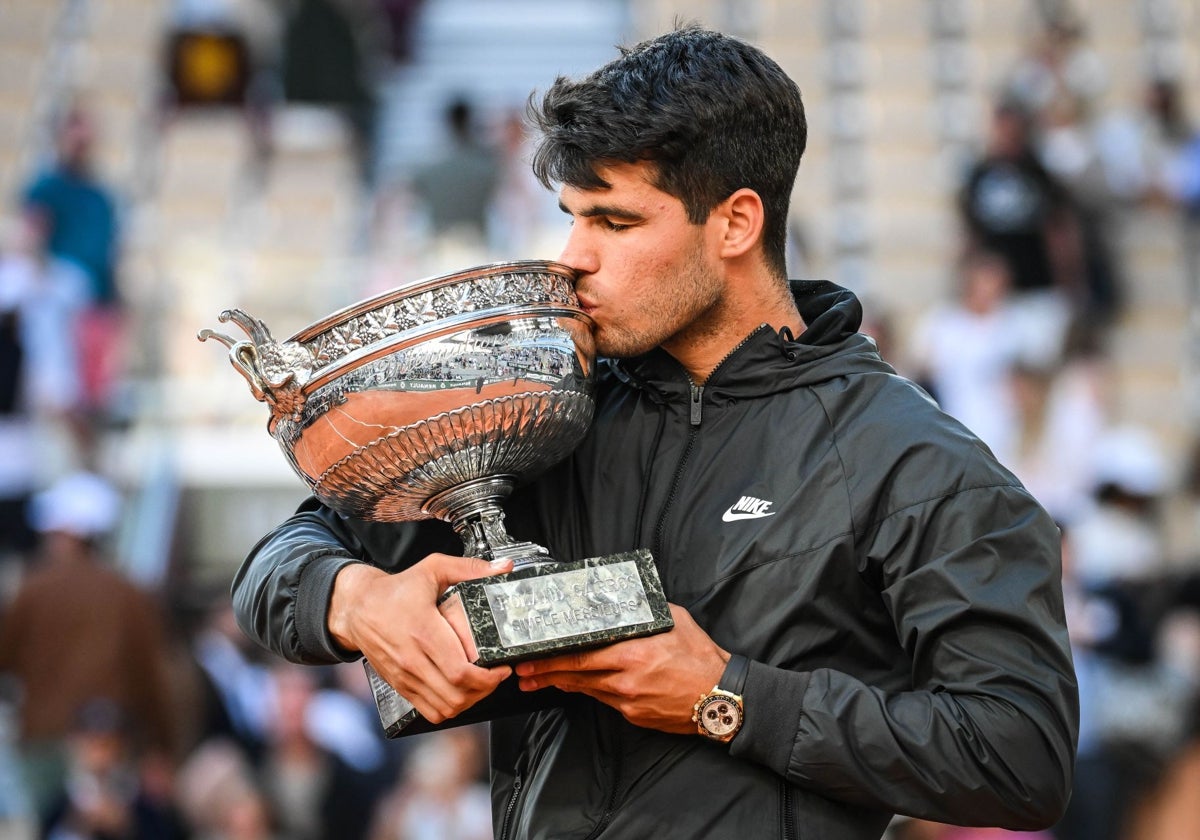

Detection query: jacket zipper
xmin=652 ymin=384 xmax=701 ymax=561
xmin=780 ymin=779 xmax=798 ymax=840
xmin=498 ymin=774 xmax=522 ymax=840
xmin=582 ymin=721 xmax=623 ymax=839
xmin=651 ymin=326 xmax=764 ymax=560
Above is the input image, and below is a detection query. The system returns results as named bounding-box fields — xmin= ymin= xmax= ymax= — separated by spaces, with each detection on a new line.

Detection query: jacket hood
xmin=607 ymin=279 xmax=891 ymax=400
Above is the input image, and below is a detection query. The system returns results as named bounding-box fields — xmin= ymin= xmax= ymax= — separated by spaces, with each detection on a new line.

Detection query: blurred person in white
xmin=1069 ymin=427 xmax=1169 ymax=587
xmin=0 ymin=473 xmax=178 ymax=824
xmin=0 ymin=212 xmax=88 ymax=571
xmin=1005 ymin=321 xmax=1111 ymax=524
xmin=487 ymin=110 xmax=563 ymax=258
xmin=368 ymin=727 xmax=491 ymax=840
xmin=908 ymin=250 xmax=1026 ymax=465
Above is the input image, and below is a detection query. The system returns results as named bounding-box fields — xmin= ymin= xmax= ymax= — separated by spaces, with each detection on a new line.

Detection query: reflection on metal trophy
xmin=199 ymin=260 xmax=673 ymax=736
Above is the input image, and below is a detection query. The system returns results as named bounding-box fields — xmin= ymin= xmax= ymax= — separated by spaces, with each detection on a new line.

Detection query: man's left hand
xmin=514 ymin=604 xmax=728 ymax=734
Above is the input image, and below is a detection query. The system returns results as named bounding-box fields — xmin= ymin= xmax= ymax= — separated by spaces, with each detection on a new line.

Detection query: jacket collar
xmin=607 ymin=280 xmax=886 ymax=400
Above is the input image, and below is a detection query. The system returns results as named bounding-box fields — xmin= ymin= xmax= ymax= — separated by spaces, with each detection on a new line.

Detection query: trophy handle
xmin=198 ymin=309 xmax=315 ymax=426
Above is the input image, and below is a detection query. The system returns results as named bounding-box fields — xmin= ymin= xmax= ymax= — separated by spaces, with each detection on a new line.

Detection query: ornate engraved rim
xmin=288 ymin=259 xmax=579 ymax=343
xmin=302 ymin=304 xmax=591 ymax=394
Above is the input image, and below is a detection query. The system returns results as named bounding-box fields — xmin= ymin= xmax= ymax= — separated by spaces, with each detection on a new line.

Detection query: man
xmin=233 ymin=26 xmax=1078 ymax=838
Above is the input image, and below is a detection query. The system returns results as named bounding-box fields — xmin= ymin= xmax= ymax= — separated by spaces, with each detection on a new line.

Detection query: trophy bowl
xmin=199 ymin=260 xmax=596 ymax=527
xmin=201 ymin=260 xmax=672 ymax=736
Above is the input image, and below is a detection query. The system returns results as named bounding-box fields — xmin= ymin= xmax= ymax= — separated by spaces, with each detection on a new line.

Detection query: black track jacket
xmin=233 ymin=281 xmax=1078 ymax=840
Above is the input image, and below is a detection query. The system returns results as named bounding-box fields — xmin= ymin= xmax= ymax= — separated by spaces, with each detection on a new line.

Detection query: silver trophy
xmin=200 ymin=260 xmax=672 ymax=736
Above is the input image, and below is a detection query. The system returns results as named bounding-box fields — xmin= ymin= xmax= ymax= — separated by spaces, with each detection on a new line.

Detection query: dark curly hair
xmin=528 ymin=25 xmax=806 ymax=279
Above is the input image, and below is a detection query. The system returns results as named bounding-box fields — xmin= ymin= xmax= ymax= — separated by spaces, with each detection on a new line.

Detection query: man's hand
xmin=328 ymin=554 xmax=514 ymax=724
xmin=514 ymin=604 xmax=728 ymax=734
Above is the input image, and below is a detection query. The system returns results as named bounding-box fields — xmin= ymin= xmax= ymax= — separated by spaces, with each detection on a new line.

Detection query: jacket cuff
xmin=728 ymin=660 xmax=810 ymax=774
xmin=296 ymin=552 xmax=366 ymax=663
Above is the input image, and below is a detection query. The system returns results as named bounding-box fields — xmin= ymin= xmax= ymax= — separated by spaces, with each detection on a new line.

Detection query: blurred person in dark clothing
xmin=959 ymin=98 xmax=1080 ymax=364
xmin=21 ymin=102 xmax=125 ymax=428
xmin=281 ymin=0 xmax=379 ymax=184
xmin=42 ymin=699 xmax=186 ymax=840
xmin=410 ymin=97 xmax=500 ymax=244
xmin=0 ymin=473 xmax=178 ymax=822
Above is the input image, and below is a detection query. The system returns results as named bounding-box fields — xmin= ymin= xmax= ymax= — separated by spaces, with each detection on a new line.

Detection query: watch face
xmin=698 ymin=694 xmax=742 ymax=739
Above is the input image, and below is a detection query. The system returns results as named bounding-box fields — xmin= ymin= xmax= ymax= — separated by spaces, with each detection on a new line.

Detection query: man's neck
xmin=665 ymin=279 xmax=804 ymax=384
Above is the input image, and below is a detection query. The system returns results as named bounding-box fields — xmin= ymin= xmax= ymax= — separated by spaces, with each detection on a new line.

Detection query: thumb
xmin=427 ymin=553 xmax=514 ymax=590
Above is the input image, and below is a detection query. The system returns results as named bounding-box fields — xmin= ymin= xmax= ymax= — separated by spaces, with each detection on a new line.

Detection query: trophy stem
xmin=424 ymin=476 xmax=554 ymax=571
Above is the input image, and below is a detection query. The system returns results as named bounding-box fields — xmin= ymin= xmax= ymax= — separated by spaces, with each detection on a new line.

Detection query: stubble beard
xmin=593 ymin=245 xmax=723 ymax=361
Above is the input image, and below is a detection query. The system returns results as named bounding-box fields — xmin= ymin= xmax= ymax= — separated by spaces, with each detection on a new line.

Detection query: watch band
xmin=719 ymin=653 xmax=750 ymax=696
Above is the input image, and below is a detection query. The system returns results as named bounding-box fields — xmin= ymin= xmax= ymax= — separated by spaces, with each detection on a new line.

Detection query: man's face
xmin=557 ymin=161 xmax=724 ymax=361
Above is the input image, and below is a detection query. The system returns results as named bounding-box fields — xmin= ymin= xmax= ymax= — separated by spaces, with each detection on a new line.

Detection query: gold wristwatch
xmin=692 ymin=654 xmax=749 ymax=743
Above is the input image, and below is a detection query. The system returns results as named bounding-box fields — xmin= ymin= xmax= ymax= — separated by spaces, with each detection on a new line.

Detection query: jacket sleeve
xmin=728 ymin=484 xmax=1078 ymax=830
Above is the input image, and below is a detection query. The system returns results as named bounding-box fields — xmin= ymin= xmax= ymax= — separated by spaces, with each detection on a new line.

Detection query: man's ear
xmin=716 ymin=188 xmax=765 ymax=260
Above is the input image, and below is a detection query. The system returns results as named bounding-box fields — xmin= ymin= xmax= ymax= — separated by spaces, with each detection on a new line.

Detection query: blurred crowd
xmin=886 ymin=10 xmax=1200 ymax=840
xmin=1 ymin=1 xmax=1200 ymax=839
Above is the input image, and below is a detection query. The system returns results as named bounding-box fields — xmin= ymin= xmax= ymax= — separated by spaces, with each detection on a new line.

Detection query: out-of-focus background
xmin=0 ymin=0 xmax=1199 ymax=838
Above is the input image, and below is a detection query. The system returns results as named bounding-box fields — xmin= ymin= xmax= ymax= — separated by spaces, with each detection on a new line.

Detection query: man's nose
xmin=557 ymin=226 xmax=598 ymax=276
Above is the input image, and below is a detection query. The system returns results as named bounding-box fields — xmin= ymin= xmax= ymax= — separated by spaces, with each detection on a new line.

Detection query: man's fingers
xmin=426 ymin=553 xmax=514 ymax=591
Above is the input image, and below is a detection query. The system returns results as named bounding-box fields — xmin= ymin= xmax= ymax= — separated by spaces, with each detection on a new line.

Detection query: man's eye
xmin=602 ymin=219 xmax=631 ymax=232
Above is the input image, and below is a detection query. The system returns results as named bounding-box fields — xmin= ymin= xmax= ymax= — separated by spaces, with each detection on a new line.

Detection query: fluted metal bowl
xmin=200 ymin=260 xmax=595 ymax=524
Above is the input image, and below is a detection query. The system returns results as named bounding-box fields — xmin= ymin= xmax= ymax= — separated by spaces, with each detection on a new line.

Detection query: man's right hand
xmin=328 ymin=553 xmax=514 ymax=724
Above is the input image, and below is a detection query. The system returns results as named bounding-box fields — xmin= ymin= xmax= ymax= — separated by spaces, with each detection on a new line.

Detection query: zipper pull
xmin=689 ymin=384 xmax=703 ymax=425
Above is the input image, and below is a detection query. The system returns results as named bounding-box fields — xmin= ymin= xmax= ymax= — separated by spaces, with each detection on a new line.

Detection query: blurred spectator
xmin=959 ymin=97 xmax=1080 ymax=363
xmin=42 ymin=699 xmax=186 ymax=840
xmin=0 ymin=212 xmax=89 ymax=568
xmin=257 ymin=663 xmax=388 ymax=840
xmin=410 ymin=97 xmax=500 ymax=246
xmin=0 ymin=473 xmax=178 ymax=821
xmin=487 ymin=109 xmax=560 ymax=257
xmin=1070 ymin=426 xmax=1170 ymax=586
xmin=20 ymin=102 xmax=125 ymax=430
xmin=1006 ymin=356 xmax=1108 ymax=525
xmin=175 ymin=739 xmax=275 ymax=840
xmin=908 ymin=250 xmax=1025 ymax=462
xmin=1038 ymin=94 xmax=1125 ymax=325
xmin=368 ymin=727 xmax=491 ymax=840
xmin=375 ymin=0 xmax=425 ymax=64
xmin=187 ymin=600 xmax=272 ymax=762
xmin=1003 ymin=10 xmax=1106 ymax=130
xmin=1053 ymin=428 xmax=1193 ymax=840
xmin=1094 ymin=77 xmax=1196 ymax=207
xmin=280 ymin=0 xmax=379 ymax=183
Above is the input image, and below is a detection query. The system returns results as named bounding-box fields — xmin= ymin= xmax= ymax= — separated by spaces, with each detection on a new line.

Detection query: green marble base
xmin=365 ymin=549 xmax=673 ymax=737
xmin=441 ymin=549 xmax=673 ymax=665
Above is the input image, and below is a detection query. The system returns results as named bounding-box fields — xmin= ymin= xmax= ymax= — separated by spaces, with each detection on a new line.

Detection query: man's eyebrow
xmin=557 ymin=200 xmax=644 ymax=221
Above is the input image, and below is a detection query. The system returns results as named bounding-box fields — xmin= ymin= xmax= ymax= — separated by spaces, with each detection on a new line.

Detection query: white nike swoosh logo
xmin=721 ymin=509 xmax=777 ymax=522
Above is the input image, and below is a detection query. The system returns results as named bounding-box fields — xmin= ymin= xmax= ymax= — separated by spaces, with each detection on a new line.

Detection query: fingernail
xmin=489 ymin=559 xmax=509 ymax=569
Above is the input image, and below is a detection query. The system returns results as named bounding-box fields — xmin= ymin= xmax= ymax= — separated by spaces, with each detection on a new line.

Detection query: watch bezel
xmin=693 ymin=688 xmax=744 ymax=742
